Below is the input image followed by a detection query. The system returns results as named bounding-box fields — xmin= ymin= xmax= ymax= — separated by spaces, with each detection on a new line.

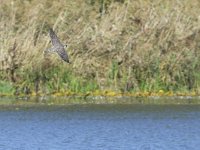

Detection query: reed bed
xmin=1 ymin=0 xmax=200 ymax=96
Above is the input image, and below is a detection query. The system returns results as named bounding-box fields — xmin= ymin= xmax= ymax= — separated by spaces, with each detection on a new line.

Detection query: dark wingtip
xmin=67 ymin=60 xmax=71 ymax=64
xmin=63 ymin=58 xmax=70 ymax=63
xmin=66 ymin=60 xmax=71 ymax=64
xmin=49 ymin=28 xmax=54 ymax=33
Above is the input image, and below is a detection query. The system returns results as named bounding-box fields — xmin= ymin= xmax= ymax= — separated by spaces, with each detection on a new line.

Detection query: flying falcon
xmin=45 ymin=28 xmax=70 ymax=63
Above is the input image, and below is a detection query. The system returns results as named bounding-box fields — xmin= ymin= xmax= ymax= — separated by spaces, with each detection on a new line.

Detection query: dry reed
xmin=1 ymin=0 xmax=200 ymax=95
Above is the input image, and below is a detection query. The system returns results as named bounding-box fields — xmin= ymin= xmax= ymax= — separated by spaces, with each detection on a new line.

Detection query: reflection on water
xmin=0 ymin=104 xmax=200 ymax=150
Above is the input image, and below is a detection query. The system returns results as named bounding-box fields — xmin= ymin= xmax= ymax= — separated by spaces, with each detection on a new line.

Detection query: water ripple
xmin=0 ymin=105 xmax=200 ymax=150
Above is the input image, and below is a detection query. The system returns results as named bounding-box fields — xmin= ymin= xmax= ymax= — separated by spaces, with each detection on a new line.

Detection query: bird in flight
xmin=45 ymin=28 xmax=70 ymax=63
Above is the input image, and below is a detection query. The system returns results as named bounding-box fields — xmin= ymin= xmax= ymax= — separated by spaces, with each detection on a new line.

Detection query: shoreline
xmin=1 ymin=95 xmax=200 ymax=107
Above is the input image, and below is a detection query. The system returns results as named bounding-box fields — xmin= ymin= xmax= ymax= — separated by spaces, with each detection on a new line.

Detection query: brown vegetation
xmin=1 ymin=0 xmax=200 ymax=95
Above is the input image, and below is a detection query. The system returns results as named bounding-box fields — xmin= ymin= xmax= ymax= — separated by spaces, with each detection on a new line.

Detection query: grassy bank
xmin=1 ymin=0 xmax=200 ymax=96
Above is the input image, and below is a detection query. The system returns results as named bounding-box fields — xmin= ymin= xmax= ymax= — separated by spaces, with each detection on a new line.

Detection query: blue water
xmin=0 ymin=104 xmax=200 ymax=150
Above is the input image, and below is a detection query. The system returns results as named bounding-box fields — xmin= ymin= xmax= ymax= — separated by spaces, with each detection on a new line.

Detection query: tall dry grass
xmin=1 ymin=0 xmax=200 ymax=95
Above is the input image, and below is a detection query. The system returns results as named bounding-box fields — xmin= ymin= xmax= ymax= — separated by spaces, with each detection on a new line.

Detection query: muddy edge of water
xmin=0 ymin=96 xmax=200 ymax=108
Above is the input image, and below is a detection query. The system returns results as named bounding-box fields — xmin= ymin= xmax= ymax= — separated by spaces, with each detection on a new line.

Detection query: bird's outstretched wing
xmin=49 ymin=28 xmax=62 ymax=46
xmin=56 ymin=47 xmax=70 ymax=63
xmin=48 ymin=28 xmax=70 ymax=63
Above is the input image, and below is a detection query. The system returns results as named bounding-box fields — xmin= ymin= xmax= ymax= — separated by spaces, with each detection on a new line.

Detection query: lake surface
xmin=0 ymin=104 xmax=200 ymax=150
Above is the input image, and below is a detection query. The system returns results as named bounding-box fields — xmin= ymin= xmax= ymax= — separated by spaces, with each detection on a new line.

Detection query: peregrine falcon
xmin=45 ymin=28 xmax=70 ymax=63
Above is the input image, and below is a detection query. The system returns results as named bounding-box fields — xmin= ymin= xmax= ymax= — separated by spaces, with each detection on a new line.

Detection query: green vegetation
xmin=1 ymin=0 xmax=200 ymax=97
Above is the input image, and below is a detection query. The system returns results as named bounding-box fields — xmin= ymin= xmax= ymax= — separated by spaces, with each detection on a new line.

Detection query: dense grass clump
xmin=1 ymin=0 xmax=200 ymax=95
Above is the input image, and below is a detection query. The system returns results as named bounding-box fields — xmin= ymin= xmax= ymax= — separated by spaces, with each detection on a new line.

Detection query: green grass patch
xmin=0 ymin=81 xmax=14 ymax=95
